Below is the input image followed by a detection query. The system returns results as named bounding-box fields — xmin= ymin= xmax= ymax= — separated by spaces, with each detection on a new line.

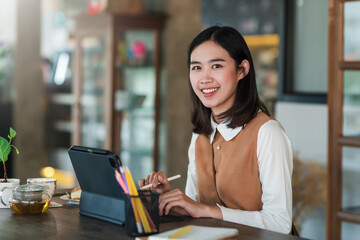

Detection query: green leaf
xmin=12 ymin=145 xmax=20 ymax=154
xmin=0 ymin=137 xmax=11 ymax=162
xmin=10 ymin=127 xmax=16 ymax=138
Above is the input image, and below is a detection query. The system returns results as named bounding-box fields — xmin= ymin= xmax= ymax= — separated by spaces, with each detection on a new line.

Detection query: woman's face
xmin=189 ymin=40 xmax=243 ymax=117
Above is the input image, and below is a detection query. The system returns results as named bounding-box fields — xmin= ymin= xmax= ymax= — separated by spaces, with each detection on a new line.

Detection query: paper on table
xmin=145 ymin=225 xmax=238 ymax=240
xmin=49 ymin=202 xmax=63 ymax=208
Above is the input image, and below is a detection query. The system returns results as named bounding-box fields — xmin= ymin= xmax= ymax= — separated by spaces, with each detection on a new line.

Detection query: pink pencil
xmin=115 ymin=170 xmax=128 ymax=194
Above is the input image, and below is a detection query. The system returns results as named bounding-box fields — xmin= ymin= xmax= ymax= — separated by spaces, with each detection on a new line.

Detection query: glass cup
xmin=27 ymin=178 xmax=57 ymax=199
xmin=9 ymin=183 xmax=51 ymax=214
xmin=0 ymin=178 xmax=20 ymax=208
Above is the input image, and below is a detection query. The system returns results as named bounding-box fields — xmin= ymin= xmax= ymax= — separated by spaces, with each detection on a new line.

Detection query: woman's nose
xmin=200 ymin=69 xmax=213 ymax=84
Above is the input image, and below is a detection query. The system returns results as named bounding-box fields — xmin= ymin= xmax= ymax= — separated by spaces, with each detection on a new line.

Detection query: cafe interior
xmin=0 ymin=0 xmax=359 ymax=239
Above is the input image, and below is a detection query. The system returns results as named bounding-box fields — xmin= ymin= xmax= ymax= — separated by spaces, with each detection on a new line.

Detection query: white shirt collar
xmin=209 ymin=116 xmax=243 ymax=144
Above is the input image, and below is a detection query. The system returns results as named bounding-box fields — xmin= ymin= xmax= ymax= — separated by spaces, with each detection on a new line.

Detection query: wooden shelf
xmin=243 ymin=34 xmax=279 ymax=47
xmin=50 ymin=93 xmax=74 ymax=105
xmin=53 ymin=120 xmax=73 ymax=133
xmin=343 ymin=206 xmax=360 ymax=215
xmin=121 ymin=149 xmax=152 ymax=156
xmin=339 ymin=61 xmax=360 ymax=70
xmin=338 ymin=137 xmax=360 ymax=147
xmin=337 ymin=210 xmax=360 ymax=224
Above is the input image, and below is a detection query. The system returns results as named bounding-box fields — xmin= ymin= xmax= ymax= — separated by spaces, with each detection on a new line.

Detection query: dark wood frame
xmin=327 ymin=0 xmax=360 ymax=239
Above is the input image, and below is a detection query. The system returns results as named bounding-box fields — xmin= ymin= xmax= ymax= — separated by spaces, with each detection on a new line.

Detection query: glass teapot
xmin=8 ymin=183 xmax=51 ymax=214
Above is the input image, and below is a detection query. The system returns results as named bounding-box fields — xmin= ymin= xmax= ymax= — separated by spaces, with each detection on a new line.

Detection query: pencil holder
xmin=125 ymin=190 xmax=160 ymax=236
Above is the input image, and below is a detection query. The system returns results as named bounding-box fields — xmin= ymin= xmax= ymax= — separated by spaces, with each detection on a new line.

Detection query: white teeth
xmin=202 ymin=88 xmax=218 ymax=93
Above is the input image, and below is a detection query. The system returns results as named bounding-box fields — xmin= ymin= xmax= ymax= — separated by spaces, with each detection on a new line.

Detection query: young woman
xmin=139 ymin=26 xmax=293 ymax=234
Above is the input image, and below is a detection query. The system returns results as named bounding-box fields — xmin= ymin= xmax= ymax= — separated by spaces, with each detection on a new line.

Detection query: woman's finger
xmin=145 ymin=174 xmax=151 ymax=185
xmin=152 ymin=171 xmax=168 ymax=189
xmin=159 ymin=188 xmax=182 ymax=200
xmin=170 ymin=206 xmax=190 ymax=216
xmin=138 ymin=171 xmax=171 ymax=193
xmin=159 ymin=190 xmax=184 ymax=215
xmin=149 ymin=171 xmax=157 ymax=184
xmin=163 ymin=199 xmax=189 ymax=215
xmin=138 ymin=178 xmax=145 ymax=187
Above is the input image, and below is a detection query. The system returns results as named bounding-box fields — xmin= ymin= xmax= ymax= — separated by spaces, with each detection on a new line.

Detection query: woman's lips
xmin=201 ymin=87 xmax=219 ymax=97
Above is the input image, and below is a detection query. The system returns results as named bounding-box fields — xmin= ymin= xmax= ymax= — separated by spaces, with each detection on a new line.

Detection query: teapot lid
xmin=15 ymin=183 xmax=46 ymax=193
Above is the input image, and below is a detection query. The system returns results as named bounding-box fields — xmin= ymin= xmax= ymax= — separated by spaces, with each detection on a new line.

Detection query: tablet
xmin=68 ymin=145 xmax=126 ymax=225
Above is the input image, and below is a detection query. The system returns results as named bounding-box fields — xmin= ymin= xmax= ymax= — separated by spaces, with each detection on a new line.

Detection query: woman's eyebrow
xmin=209 ymin=58 xmax=225 ymax=62
xmin=190 ymin=61 xmax=200 ymax=65
xmin=190 ymin=58 xmax=225 ymax=65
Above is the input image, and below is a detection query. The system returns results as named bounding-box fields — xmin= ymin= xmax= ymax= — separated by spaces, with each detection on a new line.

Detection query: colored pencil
xmin=169 ymin=225 xmax=192 ymax=239
xmin=125 ymin=167 xmax=151 ymax=233
xmin=114 ymin=169 xmax=143 ymax=233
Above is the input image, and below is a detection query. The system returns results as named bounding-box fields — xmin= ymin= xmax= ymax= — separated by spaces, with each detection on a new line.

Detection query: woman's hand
xmin=159 ymin=189 xmax=223 ymax=219
xmin=138 ymin=171 xmax=171 ymax=194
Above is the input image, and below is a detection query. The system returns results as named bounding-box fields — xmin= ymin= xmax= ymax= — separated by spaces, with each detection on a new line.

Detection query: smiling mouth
xmin=201 ymin=88 xmax=219 ymax=94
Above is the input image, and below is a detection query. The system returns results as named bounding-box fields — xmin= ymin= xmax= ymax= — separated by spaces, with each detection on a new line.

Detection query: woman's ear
xmin=237 ymin=60 xmax=250 ymax=81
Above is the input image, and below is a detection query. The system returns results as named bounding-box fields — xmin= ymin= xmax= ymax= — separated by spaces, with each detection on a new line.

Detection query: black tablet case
xmin=68 ymin=145 xmax=126 ymax=225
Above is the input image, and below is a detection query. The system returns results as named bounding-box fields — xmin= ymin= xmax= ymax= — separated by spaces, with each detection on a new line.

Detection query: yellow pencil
xmin=125 ymin=174 xmax=143 ymax=233
xmin=123 ymin=167 xmax=143 ymax=233
xmin=130 ymin=181 xmax=151 ymax=232
xmin=131 ymin=198 xmax=143 ymax=233
xmin=125 ymin=167 xmax=151 ymax=233
xmin=135 ymin=197 xmax=151 ymax=232
xmin=169 ymin=225 xmax=192 ymax=239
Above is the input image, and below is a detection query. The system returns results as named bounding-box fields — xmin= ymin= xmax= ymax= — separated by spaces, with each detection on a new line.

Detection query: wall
xmin=14 ymin=0 xmax=44 ymax=182
xmin=276 ymin=102 xmax=328 ymax=239
xmin=163 ymin=0 xmax=201 ymax=190
xmin=276 ymin=102 xmax=328 ymax=164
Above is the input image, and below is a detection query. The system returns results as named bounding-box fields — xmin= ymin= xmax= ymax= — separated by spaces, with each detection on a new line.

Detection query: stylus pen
xmin=139 ymin=174 xmax=181 ymax=190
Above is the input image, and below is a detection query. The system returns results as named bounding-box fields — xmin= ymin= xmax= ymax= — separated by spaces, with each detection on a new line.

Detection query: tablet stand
xmin=79 ymin=191 xmax=125 ymax=225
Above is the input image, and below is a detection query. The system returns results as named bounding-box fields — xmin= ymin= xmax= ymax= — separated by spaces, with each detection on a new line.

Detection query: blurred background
xmin=0 ymin=0 xmax=360 ymax=239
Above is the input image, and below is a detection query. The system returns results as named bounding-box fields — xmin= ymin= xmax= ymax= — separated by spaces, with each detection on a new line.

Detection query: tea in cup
xmin=9 ymin=183 xmax=51 ymax=214
xmin=27 ymin=178 xmax=56 ymax=199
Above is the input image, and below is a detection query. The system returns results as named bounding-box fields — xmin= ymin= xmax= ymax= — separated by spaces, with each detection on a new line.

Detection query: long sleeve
xmin=185 ymin=120 xmax=293 ymax=234
xmin=185 ymin=133 xmax=199 ymax=201
xmin=217 ymin=120 xmax=293 ymax=234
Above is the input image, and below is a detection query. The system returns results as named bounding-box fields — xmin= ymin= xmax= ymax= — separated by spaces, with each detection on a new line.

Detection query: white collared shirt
xmin=185 ymin=117 xmax=293 ymax=234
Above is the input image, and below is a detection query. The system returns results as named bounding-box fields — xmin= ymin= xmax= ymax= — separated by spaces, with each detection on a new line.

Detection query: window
xmin=278 ymin=0 xmax=328 ymax=103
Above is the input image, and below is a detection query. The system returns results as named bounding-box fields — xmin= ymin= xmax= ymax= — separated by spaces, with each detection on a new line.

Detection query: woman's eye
xmin=191 ymin=66 xmax=201 ymax=70
xmin=212 ymin=64 xmax=222 ymax=69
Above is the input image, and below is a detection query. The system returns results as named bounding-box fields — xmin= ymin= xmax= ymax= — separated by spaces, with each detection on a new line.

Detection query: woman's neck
xmin=212 ymin=114 xmax=225 ymax=124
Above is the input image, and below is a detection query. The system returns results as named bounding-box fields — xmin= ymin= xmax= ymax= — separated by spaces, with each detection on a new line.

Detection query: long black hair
xmin=188 ymin=26 xmax=270 ymax=135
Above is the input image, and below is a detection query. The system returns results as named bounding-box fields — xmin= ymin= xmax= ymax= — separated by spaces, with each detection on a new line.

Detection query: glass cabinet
xmin=80 ymin=36 xmax=107 ymax=148
xmin=328 ymin=1 xmax=360 ymax=239
xmin=73 ymin=14 xmax=165 ymax=181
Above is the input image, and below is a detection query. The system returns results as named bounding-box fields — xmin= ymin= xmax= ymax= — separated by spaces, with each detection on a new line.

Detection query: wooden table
xmin=0 ymin=194 xmax=304 ymax=239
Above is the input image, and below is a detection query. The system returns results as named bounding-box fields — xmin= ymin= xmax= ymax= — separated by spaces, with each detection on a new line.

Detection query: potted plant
xmin=0 ymin=127 xmax=20 ymax=208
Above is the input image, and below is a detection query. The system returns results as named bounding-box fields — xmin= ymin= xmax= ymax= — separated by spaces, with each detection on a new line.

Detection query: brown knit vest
xmin=195 ymin=112 xmax=271 ymax=210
